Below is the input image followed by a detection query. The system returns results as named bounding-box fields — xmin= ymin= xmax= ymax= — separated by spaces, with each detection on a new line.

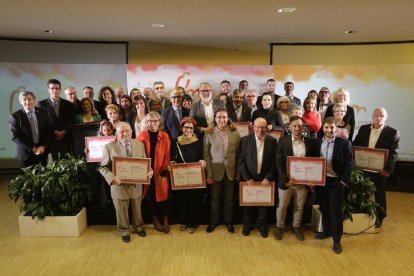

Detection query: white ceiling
xmin=1 ymin=0 xmax=414 ymax=51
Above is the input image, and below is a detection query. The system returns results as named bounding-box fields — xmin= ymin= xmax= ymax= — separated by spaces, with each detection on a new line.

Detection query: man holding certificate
xmin=315 ymin=116 xmax=353 ymax=254
xmin=238 ymin=118 xmax=278 ymax=238
xmin=99 ymin=122 xmax=153 ymax=243
xmin=353 ymin=107 xmax=400 ymax=228
xmin=275 ymin=115 xmax=318 ymax=241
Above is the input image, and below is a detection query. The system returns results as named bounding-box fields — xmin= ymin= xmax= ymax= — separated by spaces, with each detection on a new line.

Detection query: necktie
xmin=28 ymin=111 xmax=39 ymax=144
xmin=257 ymin=139 xmax=264 ymax=174
xmin=175 ymin=109 xmax=181 ymax=122
xmin=53 ymin=100 xmax=60 ymax=118
xmin=125 ymin=143 xmax=132 ymax=157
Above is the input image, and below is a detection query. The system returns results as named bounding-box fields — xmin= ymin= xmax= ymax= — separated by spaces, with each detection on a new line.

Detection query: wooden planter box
xmin=343 ymin=213 xmax=376 ymax=234
xmin=18 ymin=208 xmax=87 ymax=237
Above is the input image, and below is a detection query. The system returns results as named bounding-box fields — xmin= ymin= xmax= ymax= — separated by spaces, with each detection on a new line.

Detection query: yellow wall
xmin=273 ymin=44 xmax=414 ymax=65
xmin=128 ymin=41 xmax=269 ymax=64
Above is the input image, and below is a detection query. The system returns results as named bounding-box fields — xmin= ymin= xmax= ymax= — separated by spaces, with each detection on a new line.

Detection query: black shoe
xmin=121 ymin=235 xmax=131 ymax=243
xmin=226 ymin=224 xmax=235 ymax=233
xmin=333 ymin=242 xmax=342 ymax=254
xmin=314 ymin=232 xmax=330 ymax=240
xmin=242 ymin=226 xmax=251 ymax=236
xmin=206 ymin=224 xmax=218 ymax=233
xmin=293 ymin=227 xmax=304 ymax=241
xmin=258 ymin=227 xmax=268 ymax=238
xmin=375 ymin=218 xmax=383 ymax=228
xmin=136 ymin=229 xmax=146 ymax=237
xmin=275 ymin=227 xmax=283 ymax=240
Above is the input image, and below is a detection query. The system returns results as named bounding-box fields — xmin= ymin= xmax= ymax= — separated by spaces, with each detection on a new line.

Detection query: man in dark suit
xmin=64 ymin=86 xmax=81 ymax=114
xmin=9 ymin=91 xmax=52 ymax=167
xmin=226 ymin=89 xmax=251 ymax=123
xmin=284 ymin=81 xmax=301 ymax=111
xmin=82 ymin=86 xmax=100 ymax=110
xmin=190 ymin=82 xmax=225 ymax=136
xmin=37 ymin=79 xmax=75 ymax=160
xmin=161 ymin=89 xmax=190 ymax=143
xmin=238 ymin=118 xmax=277 ymax=238
xmin=315 ymin=116 xmax=353 ymax=254
xmin=275 ymin=115 xmax=318 ymax=241
xmin=153 ymin=81 xmax=171 ymax=110
xmin=353 ymin=107 xmax=400 ymax=227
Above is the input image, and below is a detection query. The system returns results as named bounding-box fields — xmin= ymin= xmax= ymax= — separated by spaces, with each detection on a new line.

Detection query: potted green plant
xmin=8 ymin=154 xmax=91 ymax=236
xmin=342 ymin=168 xmax=382 ymax=234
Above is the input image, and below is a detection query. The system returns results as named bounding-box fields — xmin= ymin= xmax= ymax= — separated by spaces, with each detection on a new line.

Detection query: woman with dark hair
xmin=182 ymin=94 xmax=193 ymax=109
xmin=148 ymin=97 xmax=162 ymax=114
xmin=127 ymin=95 xmax=148 ymax=138
xmin=217 ymin=92 xmax=230 ymax=106
xmin=119 ymin=95 xmax=133 ymax=122
xmin=252 ymin=92 xmax=284 ymax=131
xmin=129 ymin=88 xmax=141 ymax=100
xmin=98 ymin=86 xmax=117 ymax=119
xmin=171 ymin=117 xmax=205 ymax=234
xmin=137 ymin=111 xmax=171 ymax=233
xmin=75 ymin=97 xmax=101 ymax=123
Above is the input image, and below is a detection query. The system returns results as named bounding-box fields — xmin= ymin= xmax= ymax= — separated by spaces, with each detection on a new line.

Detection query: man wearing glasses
xmin=190 ymin=82 xmax=225 ymax=136
xmin=246 ymin=89 xmax=259 ymax=117
xmin=162 ymin=89 xmax=190 ymax=142
xmin=317 ymin=87 xmax=331 ymax=120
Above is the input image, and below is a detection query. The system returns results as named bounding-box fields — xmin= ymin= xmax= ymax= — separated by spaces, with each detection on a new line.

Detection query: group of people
xmin=9 ymin=78 xmax=400 ymax=254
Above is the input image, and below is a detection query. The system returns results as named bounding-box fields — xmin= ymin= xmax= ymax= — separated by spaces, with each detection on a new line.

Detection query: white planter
xmin=308 ymin=205 xmax=323 ymax=232
xmin=18 ymin=207 xmax=87 ymax=237
xmin=343 ymin=213 xmax=376 ymax=234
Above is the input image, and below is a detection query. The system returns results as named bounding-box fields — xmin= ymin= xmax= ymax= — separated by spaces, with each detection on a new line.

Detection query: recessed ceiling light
xmin=345 ymin=30 xmax=356 ymax=34
xmin=37 ymin=29 xmax=52 ymax=34
xmin=277 ymin=7 xmax=297 ymax=13
xmin=150 ymin=23 xmax=166 ymax=28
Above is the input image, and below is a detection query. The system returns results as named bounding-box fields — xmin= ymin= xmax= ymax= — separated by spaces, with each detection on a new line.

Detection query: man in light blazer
xmin=315 ymin=116 xmax=353 ymax=254
xmin=100 ymin=122 xmax=153 ymax=243
xmin=238 ymin=118 xmax=277 ymax=238
xmin=190 ymin=82 xmax=225 ymax=136
xmin=204 ymin=108 xmax=241 ymax=233
xmin=9 ymin=91 xmax=52 ymax=167
xmin=275 ymin=115 xmax=318 ymax=241
xmin=353 ymin=107 xmax=400 ymax=227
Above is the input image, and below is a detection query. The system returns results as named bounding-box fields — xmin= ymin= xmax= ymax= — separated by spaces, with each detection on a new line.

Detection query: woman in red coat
xmin=137 ymin=111 xmax=171 ymax=233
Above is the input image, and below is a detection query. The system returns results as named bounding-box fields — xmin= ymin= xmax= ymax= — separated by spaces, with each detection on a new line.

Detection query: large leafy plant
xmin=8 ymin=154 xmax=91 ymax=220
xmin=343 ymin=168 xmax=382 ymax=221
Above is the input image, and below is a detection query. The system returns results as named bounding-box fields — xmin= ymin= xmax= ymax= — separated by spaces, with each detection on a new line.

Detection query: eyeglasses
xmin=253 ymin=126 xmax=267 ymax=130
xmin=200 ymin=90 xmax=212 ymax=93
xmin=183 ymin=126 xmax=193 ymax=130
xmin=246 ymin=95 xmax=256 ymax=98
xmin=170 ymin=96 xmax=181 ymax=99
xmin=147 ymin=119 xmax=160 ymax=123
xmin=334 ymin=110 xmax=346 ymax=113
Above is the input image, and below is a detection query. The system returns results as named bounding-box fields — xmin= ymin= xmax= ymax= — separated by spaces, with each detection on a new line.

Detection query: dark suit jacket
xmin=324 ymin=104 xmax=355 ymax=140
xmin=190 ymin=99 xmax=225 ymax=129
xmin=37 ymin=97 xmax=75 ymax=133
xmin=353 ymin=124 xmax=400 ymax=174
xmin=252 ymin=108 xmax=284 ymax=129
xmin=9 ymin=107 xmax=53 ymax=166
xmin=226 ymin=103 xmax=251 ymax=122
xmin=238 ymin=134 xmax=278 ymax=182
xmin=161 ymin=97 xmax=172 ymax=109
xmin=317 ymin=136 xmax=353 ymax=184
xmin=276 ymin=135 xmax=319 ymax=189
xmin=161 ymin=106 xmax=190 ymax=141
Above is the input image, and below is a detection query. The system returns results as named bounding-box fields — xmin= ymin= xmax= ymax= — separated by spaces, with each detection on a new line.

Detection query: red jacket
xmin=137 ymin=130 xmax=170 ymax=202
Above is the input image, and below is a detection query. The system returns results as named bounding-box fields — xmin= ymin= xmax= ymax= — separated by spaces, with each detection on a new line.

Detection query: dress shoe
xmin=226 ymin=224 xmax=235 ymax=233
xmin=333 ymin=242 xmax=343 ymax=254
xmin=293 ymin=227 xmax=305 ymax=241
xmin=163 ymin=216 xmax=170 ymax=234
xmin=314 ymin=232 xmax=330 ymax=240
xmin=121 ymin=235 xmax=131 ymax=243
xmin=258 ymin=227 xmax=268 ymax=238
xmin=242 ymin=226 xmax=251 ymax=236
xmin=187 ymin=227 xmax=196 ymax=234
xmin=206 ymin=224 xmax=218 ymax=233
xmin=136 ymin=229 xmax=146 ymax=237
xmin=153 ymin=216 xmax=164 ymax=232
xmin=275 ymin=227 xmax=283 ymax=240
xmin=375 ymin=218 xmax=383 ymax=228
xmin=180 ymin=224 xmax=187 ymax=231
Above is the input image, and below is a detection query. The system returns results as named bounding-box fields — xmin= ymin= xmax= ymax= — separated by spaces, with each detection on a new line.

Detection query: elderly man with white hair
xmin=353 ymin=107 xmax=400 ymax=228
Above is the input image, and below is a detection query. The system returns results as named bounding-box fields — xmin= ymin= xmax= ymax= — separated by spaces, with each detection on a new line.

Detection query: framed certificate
xmin=287 ymin=156 xmax=326 ymax=186
xmin=85 ymin=136 xmax=116 ymax=162
xmin=235 ymin=122 xmax=252 ymax=138
xmin=170 ymin=162 xmax=206 ymax=190
xmin=268 ymin=129 xmax=284 ymax=141
xmin=239 ymin=181 xmax=275 ymax=206
xmin=112 ymin=157 xmax=151 ymax=184
xmin=353 ymin=146 xmax=389 ymax=172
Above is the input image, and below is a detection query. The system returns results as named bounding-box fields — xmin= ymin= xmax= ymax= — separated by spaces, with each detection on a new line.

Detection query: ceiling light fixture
xmin=277 ymin=7 xmax=297 ymax=13
xmin=345 ymin=30 xmax=356 ymax=34
xmin=37 ymin=29 xmax=52 ymax=34
xmin=150 ymin=23 xmax=166 ymax=28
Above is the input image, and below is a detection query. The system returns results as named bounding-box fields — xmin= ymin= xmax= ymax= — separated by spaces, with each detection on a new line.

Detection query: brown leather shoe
xmin=163 ymin=216 xmax=170 ymax=234
xmin=153 ymin=216 xmax=164 ymax=232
